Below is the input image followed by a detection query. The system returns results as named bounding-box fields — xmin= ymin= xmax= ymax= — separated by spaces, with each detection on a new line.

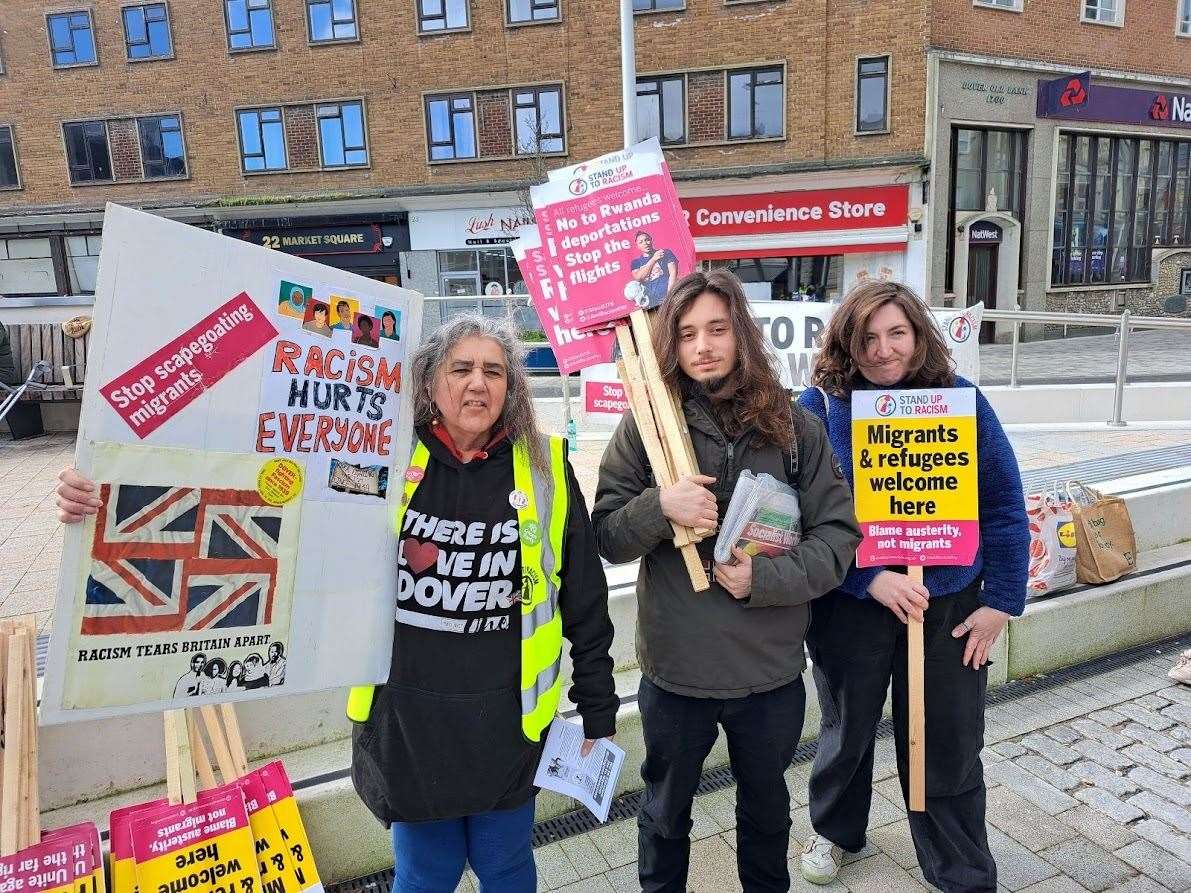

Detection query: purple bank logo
xmin=875 ymin=394 xmax=897 ymax=417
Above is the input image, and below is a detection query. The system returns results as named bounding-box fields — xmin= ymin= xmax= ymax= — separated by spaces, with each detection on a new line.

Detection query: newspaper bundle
xmin=713 ymin=471 xmax=802 ymax=565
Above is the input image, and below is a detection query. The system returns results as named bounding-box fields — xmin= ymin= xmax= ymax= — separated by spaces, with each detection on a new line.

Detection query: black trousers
xmin=805 ymin=582 xmax=996 ymax=893
xmin=637 ymin=675 xmax=806 ymax=893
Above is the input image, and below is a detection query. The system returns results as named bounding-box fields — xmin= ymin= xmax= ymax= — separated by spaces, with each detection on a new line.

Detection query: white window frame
xmin=1178 ymin=0 xmax=1191 ymax=37
xmin=1080 ymin=0 xmax=1124 ymax=27
xmin=973 ymin=0 xmax=1023 ymax=11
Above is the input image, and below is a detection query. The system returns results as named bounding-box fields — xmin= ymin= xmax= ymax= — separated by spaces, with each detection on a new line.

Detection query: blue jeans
xmin=390 ymin=799 xmax=537 ymax=893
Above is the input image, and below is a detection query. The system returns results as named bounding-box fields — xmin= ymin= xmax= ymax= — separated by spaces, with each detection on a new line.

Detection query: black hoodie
xmin=351 ymin=426 xmax=618 ymax=824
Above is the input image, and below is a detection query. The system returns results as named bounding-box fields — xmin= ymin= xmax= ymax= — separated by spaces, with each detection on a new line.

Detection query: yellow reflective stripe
xmin=547 ymin=435 xmax=566 ymax=593
xmin=392 ymin=440 xmax=430 ymax=536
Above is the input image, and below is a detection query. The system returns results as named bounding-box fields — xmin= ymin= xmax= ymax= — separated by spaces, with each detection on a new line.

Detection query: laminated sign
xmin=131 ymin=791 xmax=259 ymax=893
xmin=851 ymin=388 xmax=980 ymax=567
xmin=0 ymin=823 xmax=106 ymax=893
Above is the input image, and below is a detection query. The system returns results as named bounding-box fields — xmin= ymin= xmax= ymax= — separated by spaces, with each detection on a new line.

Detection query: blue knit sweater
xmin=798 ymin=376 xmax=1029 ymax=616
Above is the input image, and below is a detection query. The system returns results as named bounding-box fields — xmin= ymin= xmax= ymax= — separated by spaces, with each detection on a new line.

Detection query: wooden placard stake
xmin=186 ymin=712 xmax=217 ymax=792
xmin=1 ymin=630 xmax=29 ymax=855
xmin=163 ymin=709 xmax=196 ymax=805
xmin=219 ymin=705 xmax=249 ymax=779
xmin=907 ymin=565 xmax=926 ymax=812
xmin=198 ymin=706 xmax=239 ymax=784
xmin=19 ymin=625 xmax=37 ymax=849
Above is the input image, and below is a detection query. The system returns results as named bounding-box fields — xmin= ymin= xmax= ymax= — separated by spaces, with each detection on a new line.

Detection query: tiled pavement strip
xmin=2 ymin=428 xmax=1190 ymax=893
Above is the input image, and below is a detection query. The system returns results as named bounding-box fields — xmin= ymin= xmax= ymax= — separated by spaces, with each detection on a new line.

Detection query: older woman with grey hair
xmin=55 ymin=314 xmax=618 ymax=893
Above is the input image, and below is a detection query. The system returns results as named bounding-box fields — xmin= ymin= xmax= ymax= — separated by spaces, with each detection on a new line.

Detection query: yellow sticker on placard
xmin=258 ymin=459 xmax=303 ymax=506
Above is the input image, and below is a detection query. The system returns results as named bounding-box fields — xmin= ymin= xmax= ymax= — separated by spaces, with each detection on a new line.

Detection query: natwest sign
xmin=410 ymin=207 xmax=535 ymax=250
xmin=1037 ymin=73 xmax=1191 ymax=130
xmin=680 ymin=185 xmax=909 ymax=238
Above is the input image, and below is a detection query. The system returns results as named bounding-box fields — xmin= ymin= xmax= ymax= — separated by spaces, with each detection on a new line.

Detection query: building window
xmin=1082 ymin=0 xmax=1123 ymax=25
xmin=1052 ymin=133 xmax=1191 ymax=287
xmin=708 ymin=256 xmax=842 ymax=301
xmin=637 ymin=76 xmax=685 ymax=145
xmin=514 ymin=87 xmax=564 ymax=155
xmin=0 ymin=127 xmax=18 ymax=189
xmin=974 ymin=0 xmax=1022 ymax=8
xmin=634 ymin=0 xmax=684 ymax=11
xmin=727 ymin=67 xmax=783 ymax=141
xmin=426 ymin=94 xmax=476 ymax=161
xmin=123 ymin=4 xmax=172 ymax=60
xmin=225 ymin=0 xmax=275 ymax=50
xmin=317 ymin=102 xmax=368 ymax=167
xmin=437 ymin=248 xmax=522 ymax=307
xmin=238 ymin=108 xmax=287 ymax=171
xmin=0 ymin=238 xmax=56 ymax=297
xmin=63 ymin=121 xmax=113 ymax=183
xmin=946 ymin=126 xmax=1028 ymax=292
xmin=507 ymin=0 xmax=559 ymax=23
xmin=307 ymin=0 xmax=358 ymax=42
xmin=138 ymin=115 xmax=186 ymax=178
xmin=66 ymin=235 xmax=102 ymax=294
xmin=418 ymin=0 xmax=469 ymax=32
xmin=1179 ymin=0 xmax=1191 ymax=36
xmin=856 ymin=56 xmax=889 ymax=134
xmin=47 ymin=11 xmax=97 ymax=67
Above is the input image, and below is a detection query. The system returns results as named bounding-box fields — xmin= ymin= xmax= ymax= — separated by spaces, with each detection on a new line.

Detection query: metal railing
xmin=984 ymin=307 xmax=1191 ymax=427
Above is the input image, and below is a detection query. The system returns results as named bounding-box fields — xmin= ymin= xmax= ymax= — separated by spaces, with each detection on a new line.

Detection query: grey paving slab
xmin=837 ymin=853 xmax=926 ymax=893
xmin=1115 ymin=703 xmax=1178 ymax=732
xmin=985 ymin=761 xmax=1080 ymax=815
xmin=1132 ymin=818 xmax=1191 ymax=865
xmin=867 ymin=790 xmax=905 ymax=830
xmin=1054 ymin=805 xmax=1138 ymax=852
xmin=1015 ymin=878 xmax=1089 ymax=893
xmin=1072 ymin=739 xmax=1136 ymax=772
xmin=986 ymin=827 xmax=1060 ymax=892
xmin=536 ymin=842 xmax=582 ymax=892
xmin=1015 ymin=754 xmax=1081 ymax=792
xmin=1121 ymin=744 xmax=1190 ymax=779
xmin=993 ymin=741 xmax=1029 ymax=760
xmin=1114 ymin=839 xmax=1191 ymax=893
xmin=1073 ymin=788 xmax=1147 ymax=824
xmin=1127 ymin=766 xmax=1191 ymax=807
xmin=585 ymin=818 xmax=638 ymax=870
xmin=867 ymin=818 xmax=920 ymax=870
xmin=599 ymin=861 xmax=639 ymax=893
xmin=685 ymin=833 xmax=743 ymax=893
xmin=1102 ymin=876 xmax=1171 ymax=893
xmin=548 ymin=876 xmax=615 ymax=893
xmin=1042 ymin=726 xmax=1082 ymax=746
xmin=1159 ymin=686 xmax=1191 ymax=708
xmin=985 ymin=786 xmax=1079 ymax=852
xmin=1127 ymin=791 xmax=1191 ymax=834
xmin=1161 ymin=702 xmax=1191 ymax=726
xmin=1036 ymin=838 xmax=1135 ymax=893
xmin=1088 ymin=709 xmax=1128 ymax=727
xmin=558 ymin=835 xmax=611 ymax=882
xmin=1120 ymin=724 xmax=1182 ymax=754
xmin=1022 ymin=734 xmax=1082 ymax=767
xmin=1171 ymin=747 xmax=1191 ymax=767
xmin=1069 ymin=719 xmax=1134 ymax=751
xmin=1069 ymin=760 xmax=1141 ymax=798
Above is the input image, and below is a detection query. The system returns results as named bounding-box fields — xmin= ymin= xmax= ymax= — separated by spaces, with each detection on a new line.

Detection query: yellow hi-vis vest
xmin=346 ymin=434 xmax=569 ymax=743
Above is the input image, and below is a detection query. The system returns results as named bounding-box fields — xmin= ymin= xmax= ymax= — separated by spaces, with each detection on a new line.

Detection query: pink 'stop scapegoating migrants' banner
xmin=851 ymin=388 xmax=980 ymax=568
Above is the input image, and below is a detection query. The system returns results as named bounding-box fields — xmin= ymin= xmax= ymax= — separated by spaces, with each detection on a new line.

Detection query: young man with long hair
xmin=593 ymin=269 xmax=861 ymax=893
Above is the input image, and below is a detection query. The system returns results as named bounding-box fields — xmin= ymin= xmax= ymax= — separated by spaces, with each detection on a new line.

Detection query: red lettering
xmin=361 ymin=423 xmax=377 ymax=453
xmin=303 ymin=346 xmax=325 ymax=379
xmin=347 ymin=423 xmax=366 ymax=453
xmin=279 ymin=414 xmax=304 ymax=452
xmin=296 ymin=414 xmax=316 ymax=452
xmin=377 ymin=419 xmax=392 ymax=456
xmin=374 ymin=359 xmax=401 ymax=395
xmin=332 ymin=418 xmax=349 ymax=450
xmin=272 ymin=341 xmax=301 ymax=374
xmin=354 ymin=353 xmax=374 ymax=387
xmin=256 ymin=413 xmax=277 ymax=453
xmin=324 ymin=350 xmax=345 ymax=381
xmin=315 ymin=415 xmax=335 ymax=452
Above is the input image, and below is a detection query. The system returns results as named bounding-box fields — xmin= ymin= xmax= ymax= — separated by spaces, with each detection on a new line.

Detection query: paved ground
xmin=3 ymin=427 xmax=1191 ymax=631
xmin=980 ymin=330 xmax=1191 ymax=386
xmin=468 ymin=643 xmax=1191 ymax=893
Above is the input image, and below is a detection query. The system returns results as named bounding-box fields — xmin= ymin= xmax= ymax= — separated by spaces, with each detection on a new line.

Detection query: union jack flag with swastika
xmin=83 ymin=484 xmax=283 ymax=635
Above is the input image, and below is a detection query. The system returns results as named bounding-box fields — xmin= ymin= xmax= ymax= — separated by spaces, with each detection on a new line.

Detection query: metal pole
xmin=1109 ymin=309 xmax=1130 ymax=427
xmin=621 ymin=0 xmax=637 ymax=148
xmin=1009 ymin=304 xmax=1021 ymax=389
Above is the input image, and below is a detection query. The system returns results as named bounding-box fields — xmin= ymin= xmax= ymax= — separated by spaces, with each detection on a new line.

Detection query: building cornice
xmin=929 ymin=49 xmax=1191 ymax=90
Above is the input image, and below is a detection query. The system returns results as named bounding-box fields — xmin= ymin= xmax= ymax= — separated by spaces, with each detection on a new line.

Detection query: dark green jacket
xmin=592 ymin=398 xmax=862 ymax=698
xmin=0 ymin=323 xmax=17 ymax=387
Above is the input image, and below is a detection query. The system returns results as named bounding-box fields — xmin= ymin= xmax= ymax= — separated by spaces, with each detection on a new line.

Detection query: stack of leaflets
xmin=713 ymin=471 xmax=802 ymax=564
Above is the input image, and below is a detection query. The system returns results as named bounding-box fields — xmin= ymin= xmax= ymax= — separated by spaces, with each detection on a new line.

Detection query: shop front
xmin=677 ymin=181 xmax=920 ymax=302
xmin=223 ymin=212 xmax=410 ymax=285
xmin=406 ymin=206 xmax=536 ymax=301
xmin=929 ymin=53 xmax=1191 ymax=331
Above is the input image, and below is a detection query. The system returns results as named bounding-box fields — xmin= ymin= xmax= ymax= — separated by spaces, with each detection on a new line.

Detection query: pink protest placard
xmin=0 ymin=823 xmax=103 ymax=893
xmin=531 ymin=150 xmax=697 ymax=331
xmin=511 ymin=228 xmax=615 ymax=374
xmin=101 ymin=293 xmax=278 ymax=438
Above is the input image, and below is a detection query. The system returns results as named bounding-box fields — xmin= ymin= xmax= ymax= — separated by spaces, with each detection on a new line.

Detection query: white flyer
xmin=533 ymin=718 xmax=625 ymax=823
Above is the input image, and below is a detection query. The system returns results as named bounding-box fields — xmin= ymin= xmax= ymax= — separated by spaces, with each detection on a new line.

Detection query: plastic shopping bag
xmin=1025 ymin=489 xmax=1078 ymax=595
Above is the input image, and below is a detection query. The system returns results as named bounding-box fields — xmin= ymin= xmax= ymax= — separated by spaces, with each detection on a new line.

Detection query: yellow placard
xmin=135 ymin=829 xmax=258 ymax=893
xmin=852 ymin=416 xmax=979 ymax=522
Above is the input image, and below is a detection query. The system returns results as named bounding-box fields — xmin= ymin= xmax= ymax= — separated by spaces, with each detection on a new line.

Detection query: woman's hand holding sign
xmin=57 ymin=467 xmax=101 ymax=523
xmin=868 ymin=570 xmax=930 ymax=623
xmin=952 ymin=606 xmax=1009 ymax=669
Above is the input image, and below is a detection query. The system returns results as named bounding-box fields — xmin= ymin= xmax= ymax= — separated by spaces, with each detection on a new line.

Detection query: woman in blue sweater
xmin=796 ymin=281 xmax=1028 ymax=891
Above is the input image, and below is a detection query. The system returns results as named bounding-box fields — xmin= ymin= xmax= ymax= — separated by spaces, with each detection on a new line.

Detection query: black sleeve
xmin=591 ymin=412 xmax=675 ymax=564
xmin=559 ymin=459 xmax=619 ymax=740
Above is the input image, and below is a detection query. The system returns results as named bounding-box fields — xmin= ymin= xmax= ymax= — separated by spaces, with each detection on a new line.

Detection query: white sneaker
xmin=800 ymin=834 xmax=844 ymax=885
xmin=1170 ymin=649 xmax=1191 ymax=685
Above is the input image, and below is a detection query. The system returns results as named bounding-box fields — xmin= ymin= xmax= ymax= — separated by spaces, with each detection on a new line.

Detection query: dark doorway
xmin=967 ymin=245 xmax=998 ymax=343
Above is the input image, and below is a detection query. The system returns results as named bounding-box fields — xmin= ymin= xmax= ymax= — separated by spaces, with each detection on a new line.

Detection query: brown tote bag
xmin=1067 ymin=481 xmax=1137 ymax=585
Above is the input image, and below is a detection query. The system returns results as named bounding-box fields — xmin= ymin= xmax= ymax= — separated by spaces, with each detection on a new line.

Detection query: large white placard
xmin=41 ymin=204 xmax=423 ymax=723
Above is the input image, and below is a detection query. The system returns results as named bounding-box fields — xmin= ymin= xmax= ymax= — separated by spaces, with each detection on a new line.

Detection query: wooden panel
xmin=6 ymin=323 xmax=89 ymax=402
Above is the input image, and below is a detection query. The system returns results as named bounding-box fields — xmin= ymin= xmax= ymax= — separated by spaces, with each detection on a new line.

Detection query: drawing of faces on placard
xmin=302 ymin=301 xmax=333 ymax=338
xmin=375 ymin=306 xmax=401 ymax=341
xmin=329 ymin=295 xmax=359 ymax=332
xmin=352 ymin=313 xmax=380 ymax=348
xmin=277 ymin=280 xmax=313 ymax=321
